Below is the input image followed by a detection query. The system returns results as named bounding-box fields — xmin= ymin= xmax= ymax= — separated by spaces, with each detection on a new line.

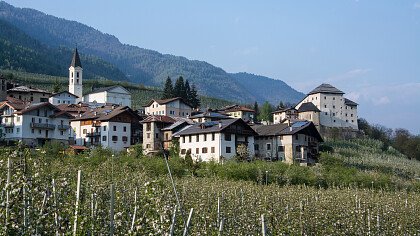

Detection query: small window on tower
xmin=77 ymin=79 xmax=79 ymax=84
xmin=71 ymin=72 xmax=73 ymax=78
xmin=77 ymin=72 xmax=79 ymax=78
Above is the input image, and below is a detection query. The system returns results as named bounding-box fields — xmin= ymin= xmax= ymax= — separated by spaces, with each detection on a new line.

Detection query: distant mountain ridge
xmin=0 ymin=1 xmax=305 ymax=104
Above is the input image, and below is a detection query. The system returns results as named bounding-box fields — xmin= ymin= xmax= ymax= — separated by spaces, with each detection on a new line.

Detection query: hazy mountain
xmin=0 ymin=1 xmax=304 ymax=104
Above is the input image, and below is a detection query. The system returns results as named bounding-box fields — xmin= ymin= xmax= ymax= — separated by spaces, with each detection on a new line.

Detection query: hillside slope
xmin=0 ymin=19 xmax=128 ymax=81
xmin=0 ymin=1 xmax=304 ymax=104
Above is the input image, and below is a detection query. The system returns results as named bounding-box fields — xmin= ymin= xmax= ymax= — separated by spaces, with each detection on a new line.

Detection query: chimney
xmin=287 ymin=119 xmax=291 ymax=127
xmin=218 ymin=121 xmax=222 ymax=128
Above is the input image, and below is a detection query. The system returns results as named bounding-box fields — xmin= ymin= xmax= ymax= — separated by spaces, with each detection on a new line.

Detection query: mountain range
xmin=0 ymin=1 xmax=304 ymax=105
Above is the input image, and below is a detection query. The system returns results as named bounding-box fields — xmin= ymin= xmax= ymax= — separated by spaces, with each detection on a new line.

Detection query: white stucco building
xmin=295 ymin=84 xmax=358 ymax=130
xmin=174 ymin=118 xmax=257 ymax=162
xmin=71 ymin=105 xmax=141 ymax=151
xmin=0 ymin=98 xmax=73 ymax=146
xmin=83 ymin=86 xmax=132 ymax=107
xmin=49 ymin=91 xmax=79 ymax=105
xmin=144 ymin=97 xmax=192 ymax=117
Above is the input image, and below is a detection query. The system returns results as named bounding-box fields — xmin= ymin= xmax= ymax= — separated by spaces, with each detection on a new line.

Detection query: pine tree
xmin=53 ymin=78 xmax=61 ymax=93
xmin=162 ymin=76 xmax=174 ymax=99
xmin=258 ymin=101 xmax=274 ymax=122
xmin=184 ymin=79 xmax=191 ymax=102
xmin=189 ymin=84 xmax=201 ymax=109
xmin=277 ymin=101 xmax=285 ymax=110
xmin=173 ymin=76 xmax=185 ymax=98
xmin=253 ymin=101 xmax=259 ymax=123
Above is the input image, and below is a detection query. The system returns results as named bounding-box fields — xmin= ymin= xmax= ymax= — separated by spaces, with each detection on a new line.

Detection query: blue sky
xmin=4 ymin=0 xmax=420 ymax=134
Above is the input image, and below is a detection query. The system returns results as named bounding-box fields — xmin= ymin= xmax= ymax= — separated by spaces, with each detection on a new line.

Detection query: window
xmin=39 ymin=130 xmax=42 ymax=134
xmin=146 ymin=144 xmax=151 ymax=148
xmin=76 ymin=72 xmax=79 ymax=78
xmin=102 ymin=136 xmax=107 ymax=141
xmin=296 ymin=146 xmax=301 ymax=152
xmin=113 ymin=126 xmax=117 ymax=131
xmin=266 ymin=143 xmax=271 ymax=150
xmin=181 ymin=149 xmax=186 ymax=155
xmin=324 ymin=105 xmax=327 ymax=108
xmin=295 ymin=135 xmax=299 ymax=140
xmin=324 ymin=96 xmax=327 ymax=99
xmin=123 ymin=126 xmax=127 ymax=132
xmin=325 ymin=112 xmax=328 ymax=115
xmin=76 ymin=79 xmax=79 ymax=84
xmin=196 ymin=134 xmax=199 ymax=142
xmin=155 ymin=133 xmax=159 ymax=139
xmin=146 ymin=123 xmax=151 ymax=131
xmin=122 ymin=136 xmax=128 ymax=142
xmin=112 ymin=136 xmax=118 ymax=142
xmin=103 ymin=126 xmax=107 ymax=131
xmin=254 ymin=144 xmax=259 ymax=151
xmin=211 ymin=147 xmax=215 ymax=153
xmin=83 ymin=129 xmax=87 ymax=134
xmin=60 ymin=131 xmax=64 ymax=135
xmin=333 ymin=105 xmax=335 ymax=109
xmin=351 ymin=114 xmax=354 ymax=117
xmin=225 ymin=134 xmax=231 ymax=141
xmin=196 ymin=148 xmax=199 ymax=154
xmin=278 ymin=146 xmax=284 ymax=152
xmin=189 ymin=135 xmax=192 ymax=143
xmin=226 ymin=147 xmax=231 ymax=153
xmin=212 ymin=133 xmax=215 ymax=141
xmin=165 ymin=133 xmax=169 ymax=141
xmin=31 ymin=129 xmax=34 ymax=134
xmin=202 ymin=147 xmax=208 ymax=153
xmin=333 ymin=97 xmax=335 ymax=100
xmin=16 ymin=128 xmax=20 ymax=133
xmin=16 ymin=117 xmax=20 ymax=122
xmin=146 ymin=133 xmax=150 ymax=139
xmin=333 ymin=120 xmax=336 ymax=122
xmin=182 ymin=136 xmax=185 ymax=143
xmin=204 ymin=134 xmax=207 ymax=141
xmin=332 ymin=113 xmax=335 ymax=116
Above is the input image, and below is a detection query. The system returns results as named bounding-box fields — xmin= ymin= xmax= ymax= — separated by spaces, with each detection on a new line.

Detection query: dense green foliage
xmin=0 ymin=19 xmax=128 ymax=81
xmin=0 ymin=2 xmax=304 ymax=104
xmin=358 ymin=118 xmax=420 ymax=161
xmin=258 ymin=101 xmax=275 ymax=122
xmin=1 ymin=138 xmax=420 ymax=234
xmin=162 ymin=76 xmax=200 ymax=108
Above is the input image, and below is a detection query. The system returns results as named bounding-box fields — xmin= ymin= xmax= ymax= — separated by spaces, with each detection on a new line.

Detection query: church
xmin=64 ymin=48 xmax=132 ymax=107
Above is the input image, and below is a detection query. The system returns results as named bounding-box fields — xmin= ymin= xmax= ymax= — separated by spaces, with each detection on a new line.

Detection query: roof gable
xmin=298 ymin=102 xmax=321 ymax=112
xmin=308 ymin=83 xmax=344 ymax=95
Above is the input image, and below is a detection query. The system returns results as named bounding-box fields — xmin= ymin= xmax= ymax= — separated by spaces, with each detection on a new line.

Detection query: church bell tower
xmin=69 ymin=48 xmax=83 ymax=101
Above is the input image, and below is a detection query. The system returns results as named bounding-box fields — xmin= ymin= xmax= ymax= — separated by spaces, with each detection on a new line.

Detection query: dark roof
xmin=222 ymin=105 xmax=255 ymax=113
xmin=161 ymin=118 xmax=194 ymax=131
xmin=252 ymin=124 xmax=289 ymax=136
xmin=190 ymin=111 xmax=231 ymax=119
xmin=50 ymin=91 xmax=79 ymax=98
xmin=70 ymin=48 xmax=82 ymax=68
xmin=87 ymin=85 xmax=130 ymax=95
xmin=8 ymin=86 xmax=51 ymax=94
xmin=72 ymin=105 xmax=139 ymax=122
xmin=143 ymin=97 xmax=192 ymax=108
xmin=253 ymin=122 xmax=323 ymax=142
xmin=175 ymin=118 xmax=257 ymax=136
xmin=308 ymin=83 xmax=344 ymax=95
xmin=0 ymin=96 xmax=27 ymax=110
xmin=140 ymin=115 xmax=176 ymax=124
xmin=271 ymin=107 xmax=297 ymax=114
xmin=344 ymin=98 xmax=358 ymax=106
xmin=298 ymin=102 xmax=321 ymax=112
xmin=15 ymin=102 xmax=60 ymax=115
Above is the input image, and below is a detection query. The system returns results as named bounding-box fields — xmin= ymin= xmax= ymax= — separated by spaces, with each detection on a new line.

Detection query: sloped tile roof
xmin=308 ymin=83 xmax=344 ymax=95
xmin=70 ymin=48 xmax=82 ymax=68
xmin=297 ymin=102 xmax=321 ymax=112
xmin=344 ymin=98 xmax=358 ymax=106
xmin=140 ymin=115 xmax=176 ymax=124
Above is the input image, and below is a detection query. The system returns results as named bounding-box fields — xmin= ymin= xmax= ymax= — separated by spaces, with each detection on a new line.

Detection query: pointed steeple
xmin=70 ymin=48 xmax=82 ymax=68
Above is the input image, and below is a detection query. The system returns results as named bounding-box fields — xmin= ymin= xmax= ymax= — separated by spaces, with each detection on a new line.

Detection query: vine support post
xmin=182 ymin=208 xmax=194 ymax=236
xmin=169 ymin=206 xmax=177 ymax=236
xmin=130 ymin=189 xmax=137 ymax=232
xmin=110 ymin=183 xmax=115 ymax=236
xmin=261 ymin=214 xmax=266 ymax=236
xmin=73 ymin=170 xmax=82 ymax=236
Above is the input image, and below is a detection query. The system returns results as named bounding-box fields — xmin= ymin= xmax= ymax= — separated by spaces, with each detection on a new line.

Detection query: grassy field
xmin=1 ymin=70 xmax=235 ymax=110
xmin=1 ymin=138 xmax=420 ymax=235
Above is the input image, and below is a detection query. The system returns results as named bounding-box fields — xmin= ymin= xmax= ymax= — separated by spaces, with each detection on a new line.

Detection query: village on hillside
xmin=0 ymin=49 xmax=360 ymax=165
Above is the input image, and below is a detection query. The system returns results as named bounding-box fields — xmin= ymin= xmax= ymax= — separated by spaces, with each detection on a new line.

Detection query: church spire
xmin=70 ymin=48 xmax=82 ymax=68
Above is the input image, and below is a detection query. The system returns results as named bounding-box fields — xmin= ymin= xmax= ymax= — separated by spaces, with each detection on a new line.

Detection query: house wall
xmin=296 ymin=93 xmax=358 ymax=130
xmin=142 ymin=122 xmax=164 ymax=153
xmin=83 ymin=90 xmax=131 ymax=107
xmin=179 ymin=133 xmax=222 ymax=162
xmin=1 ymin=106 xmax=71 ymax=146
xmin=49 ymin=93 xmax=77 ymax=105
xmin=8 ymin=91 xmax=49 ymax=103
xmin=226 ymin=111 xmax=254 ymax=122
xmin=298 ymin=111 xmax=320 ymax=126
xmin=145 ymin=100 xmax=192 ymax=117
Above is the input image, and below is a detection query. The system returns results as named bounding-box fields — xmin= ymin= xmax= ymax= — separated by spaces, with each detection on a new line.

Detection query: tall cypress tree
xmin=184 ymin=79 xmax=191 ymax=102
xmin=189 ymin=84 xmax=200 ymax=109
xmin=162 ymin=76 xmax=174 ymax=99
xmin=173 ymin=76 xmax=185 ymax=98
xmin=253 ymin=101 xmax=259 ymax=123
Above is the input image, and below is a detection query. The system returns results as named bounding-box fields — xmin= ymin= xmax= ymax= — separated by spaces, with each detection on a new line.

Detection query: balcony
xmin=1 ymin=122 xmax=15 ymax=128
xmin=57 ymin=124 xmax=71 ymax=130
xmin=31 ymin=122 xmax=55 ymax=130
xmin=86 ymin=131 xmax=101 ymax=137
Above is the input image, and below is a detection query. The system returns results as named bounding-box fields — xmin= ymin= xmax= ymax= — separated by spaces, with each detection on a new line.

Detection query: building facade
xmin=0 ymin=100 xmax=73 ymax=146
xmin=144 ymin=97 xmax=193 ymax=117
xmin=220 ymin=105 xmax=255 ymax=123
xmin=83 ymin=86 xmax=132 ymax=107
xmin=252 ymin=121 xmax=323 ymax=164
xmin=272 ymin=108 xmax=299 ymax=124
xmin=141 ymin=115 xmax=176 ymax=154
xmin=49 ymin=91 xmax=79 ymax=105
xmin=175 ymin=118 xmax=257 ymax=162
xmin=7 ymin=86 xmax=51 ymax=103
xmin=295 ymin=84 xmax=358 ymax=130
